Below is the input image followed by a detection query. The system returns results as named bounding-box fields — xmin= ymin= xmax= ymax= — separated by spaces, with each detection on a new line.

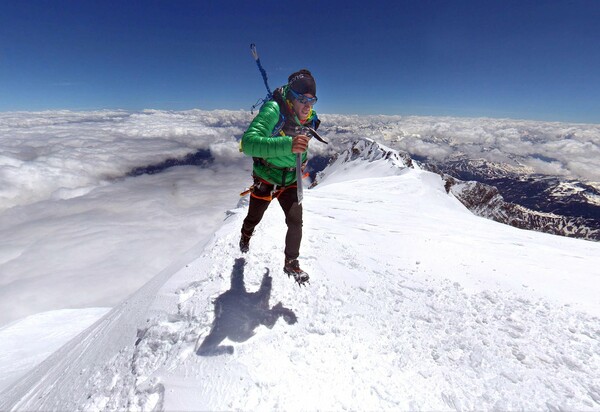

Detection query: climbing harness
xmin=239 ymin=176 xmax=298 ymax=202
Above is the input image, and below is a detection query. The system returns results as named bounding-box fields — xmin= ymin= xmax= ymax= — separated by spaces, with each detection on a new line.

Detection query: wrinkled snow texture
xmin=1 ymin=141 xmax=599 ymax=411
xmin=0 ymin=308 xmax=110 ymax=391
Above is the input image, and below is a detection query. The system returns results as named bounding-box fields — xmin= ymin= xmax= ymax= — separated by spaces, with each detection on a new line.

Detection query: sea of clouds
xmin=0 ymin=109 xmax=253 ymax=211
xmin=2 ymin=110 xmax=598 ymax=213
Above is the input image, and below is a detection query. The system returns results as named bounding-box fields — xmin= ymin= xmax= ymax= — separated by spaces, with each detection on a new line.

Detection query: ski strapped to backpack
xmin=250 ymin=44 xmax=273 ymax=114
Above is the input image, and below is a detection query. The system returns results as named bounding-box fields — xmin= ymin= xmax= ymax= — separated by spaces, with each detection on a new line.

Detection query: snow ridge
xmin=312 ymin=137 xmax=416 ymax=188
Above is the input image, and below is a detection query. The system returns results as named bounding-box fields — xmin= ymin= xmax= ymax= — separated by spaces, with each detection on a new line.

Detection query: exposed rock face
xmin=426 ymin=158 xmax=600 ymax=241
xmin=446 ymin=177 xmax=600 ymax=241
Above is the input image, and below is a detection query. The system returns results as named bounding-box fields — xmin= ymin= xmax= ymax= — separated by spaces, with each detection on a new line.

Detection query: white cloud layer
xmin=0 ymin=109 xmax=251 ymax=211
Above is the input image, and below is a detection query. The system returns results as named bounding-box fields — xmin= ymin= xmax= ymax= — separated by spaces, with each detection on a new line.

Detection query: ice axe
xmin=295 ymin=126 xmax=328 ymax=205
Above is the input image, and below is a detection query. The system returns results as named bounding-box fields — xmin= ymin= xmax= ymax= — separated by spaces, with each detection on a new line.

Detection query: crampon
xmin=283 ymin=259 xmax=310 ymax=286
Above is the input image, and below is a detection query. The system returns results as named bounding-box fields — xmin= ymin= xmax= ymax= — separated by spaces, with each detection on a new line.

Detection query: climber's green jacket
xmin=240 ymin=88 xmax=319 ymax=187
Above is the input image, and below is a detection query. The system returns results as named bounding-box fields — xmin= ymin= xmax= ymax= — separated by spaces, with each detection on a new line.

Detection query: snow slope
xmin=0 ymin=308 xmax=110 ymax=391
xmin=1 ymin=141 xmax=600 ymax=411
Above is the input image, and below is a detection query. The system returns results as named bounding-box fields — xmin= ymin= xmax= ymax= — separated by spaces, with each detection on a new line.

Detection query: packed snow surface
xmin=1 ymin=145 xmax=599 ymax=411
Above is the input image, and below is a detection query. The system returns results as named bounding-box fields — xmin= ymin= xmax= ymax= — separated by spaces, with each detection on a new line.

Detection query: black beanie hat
xmin=287 ymin=69 xmax=316 ymax=96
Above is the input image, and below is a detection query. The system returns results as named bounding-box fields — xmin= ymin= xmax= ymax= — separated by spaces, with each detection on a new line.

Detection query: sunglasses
xmin=289 ymin=88 xmax=318 ymax=105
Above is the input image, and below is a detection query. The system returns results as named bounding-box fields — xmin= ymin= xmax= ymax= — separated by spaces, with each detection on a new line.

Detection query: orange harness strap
xmin=250 ymin=184 xmax=297 ymax=202
xmin=240 ymin=173 xmax=308 ymax=201
xmin=240 ymin=176 xmax=298 ymax=202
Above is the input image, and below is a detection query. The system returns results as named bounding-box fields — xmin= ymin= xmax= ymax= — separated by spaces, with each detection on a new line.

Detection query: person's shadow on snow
xmin=196 ymin=258 xmax=297 ymax=356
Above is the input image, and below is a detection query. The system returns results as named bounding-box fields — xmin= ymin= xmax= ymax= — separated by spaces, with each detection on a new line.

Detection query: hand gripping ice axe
xmin=295 ymin=126 xmax=328 ymax=205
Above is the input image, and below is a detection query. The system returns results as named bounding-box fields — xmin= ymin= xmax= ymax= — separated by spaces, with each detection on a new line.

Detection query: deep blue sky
xmin=2 ymin=0 xmax=600 ymax=123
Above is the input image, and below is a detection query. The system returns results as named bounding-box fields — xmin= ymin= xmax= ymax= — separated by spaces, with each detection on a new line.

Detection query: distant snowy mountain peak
xmin=335 ymin=138 xmax=413 ymax=167
xmin=441 ymin=157 xmax=536 ymax=179
xmin=584 ymin=191 xmax=600 ymax=207
xmin=312 ymin=138 xmax=415 ymax=187
xmin=549 ymin=181 xmax=600 ymax=207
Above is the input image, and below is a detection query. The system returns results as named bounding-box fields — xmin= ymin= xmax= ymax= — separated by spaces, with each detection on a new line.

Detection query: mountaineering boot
xmin=239 ymin=232 xmax=251 ymax=253
xmin=283 ymin=259 xmax=310 ymax=286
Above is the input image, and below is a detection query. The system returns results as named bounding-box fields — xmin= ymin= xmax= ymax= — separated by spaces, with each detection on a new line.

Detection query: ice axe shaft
xmin=294 ymin=126 xmax=327 ymax=204
xmin=296 ymin=153 xmax=304 ymax=204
